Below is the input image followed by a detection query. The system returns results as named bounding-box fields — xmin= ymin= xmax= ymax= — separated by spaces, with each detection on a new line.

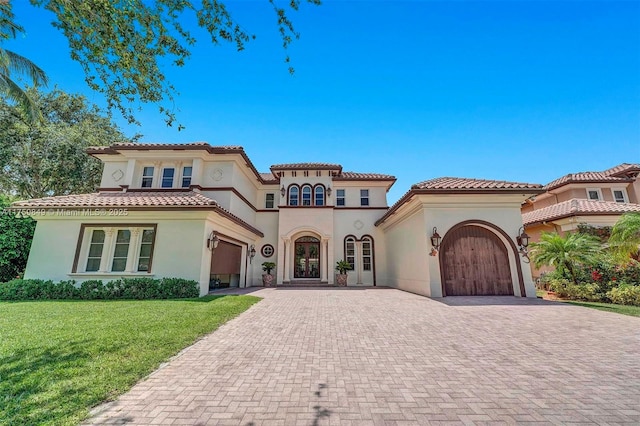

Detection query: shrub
xmin=607 ymin=284 xmax=640 ymax=306
xmin=0 ymin=277 xmax=199 ymax=301
xmin=548 ymin=279 xmax=606 ymax=302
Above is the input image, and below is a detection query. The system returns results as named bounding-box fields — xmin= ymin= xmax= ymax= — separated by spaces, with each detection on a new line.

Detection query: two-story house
xmin=13 ymin=142 xmax=543 ymax=298
xmin=522 ymin=163 xmax=640 ymax=277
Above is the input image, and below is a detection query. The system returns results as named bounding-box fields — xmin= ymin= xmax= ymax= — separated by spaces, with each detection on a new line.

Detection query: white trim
xmin=612 ymin=188 xmax=628 ymax=203
xmin=586 ymin=188 xmax=603 ymax=201
xmin=79 ymin=226 xmax=155 ymax=274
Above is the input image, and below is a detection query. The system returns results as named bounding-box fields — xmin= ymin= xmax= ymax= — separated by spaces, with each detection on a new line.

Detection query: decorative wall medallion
xmin=211 ymin=168 xmax=224 ymax=181
xmin=354 ymin=220 xmax=364 ymax=230
xmin=111 ymin=169 xmax=124 ymax=182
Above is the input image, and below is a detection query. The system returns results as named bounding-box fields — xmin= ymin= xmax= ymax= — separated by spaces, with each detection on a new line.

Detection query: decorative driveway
xmin=87 ymin=288 xmax=640 ymax=425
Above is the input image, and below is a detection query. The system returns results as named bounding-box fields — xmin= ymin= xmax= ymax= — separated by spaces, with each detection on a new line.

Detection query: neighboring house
xmin=13 ymin=143 xmax=543 ymax=298
xmin=522 ymin=163 xmax=640 ymax=278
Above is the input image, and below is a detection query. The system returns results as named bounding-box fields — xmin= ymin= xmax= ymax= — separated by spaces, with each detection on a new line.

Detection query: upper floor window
xmin=586 ymin=188 xmax=602 ymax=201
xmin=289 ymin=186 xmax=299 ymax=206
xmin=265 ymin=193 xmax=275 ymax=209
xmin=142 ymin=166 xmax=154 ymax=188
xmin=302 ymin=185 xmax=312 ymax=206
xmin=336 ymin=189 xmax=345 ymax=206
xmin=181 ymin=166 xmax=192 ymax=188
xmin=161 ymin=168 xmax=175 ymax=188
xmin=360 ymin=189 xmax=369 ymax=206
xmin=613 ymin=189 xmax=628 ymax=203
xmin=315 ymin=186 xmax=325 ymax=206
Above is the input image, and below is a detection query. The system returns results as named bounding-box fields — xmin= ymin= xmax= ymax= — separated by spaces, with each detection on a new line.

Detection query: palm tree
xmin=609 ymin=213 xmax=640 ymax=262
xmin=0 ymin=4 xmax=48 ymax=120
xmin=529 ymin=232 xmax=601 ymax=285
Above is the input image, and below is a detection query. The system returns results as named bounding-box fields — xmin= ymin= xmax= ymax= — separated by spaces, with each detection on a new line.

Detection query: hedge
xmin=548 ymin=278 xmax=640 ymax=306
xmin=0 ymin=277 xmax=199 ymax=301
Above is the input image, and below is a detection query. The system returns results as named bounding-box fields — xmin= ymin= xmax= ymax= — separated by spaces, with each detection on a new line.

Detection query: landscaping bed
xmin=0 ymin=295 xmax=261 ymax=425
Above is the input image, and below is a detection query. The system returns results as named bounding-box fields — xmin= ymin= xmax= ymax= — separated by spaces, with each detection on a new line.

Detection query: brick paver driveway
xmin=87 ymin=288 xmax=640 ymax=425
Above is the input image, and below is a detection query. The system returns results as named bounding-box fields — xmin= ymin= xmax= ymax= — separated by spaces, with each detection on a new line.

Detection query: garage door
xmin=211 ymin=240 xmax=242 ymax=274
xmin=441 ymin=225 xmax=513 ymax=296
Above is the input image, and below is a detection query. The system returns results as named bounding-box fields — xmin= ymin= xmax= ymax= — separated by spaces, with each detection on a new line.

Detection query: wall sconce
xmin=326 ymin=186 xmax=332 ymax=197
xmin=280 ymin=186 xmax=286 ymax=197
xmin=248 ymin=244 xmax=256 ymax=263
xmin=516 ymin=226 xmax=530 ymax=263
xmin=207 ymin=231 xmax=219 ymax=251
xmin=430 ymin=227 xmax=441 ymax=256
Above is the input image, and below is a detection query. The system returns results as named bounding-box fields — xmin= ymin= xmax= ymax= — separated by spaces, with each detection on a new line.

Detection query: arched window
xmin=314 ymin=185 xmax=325 ymax=206
xmin=344 ymin=236 xmax=356 ymax=270
xmin=289 ymin=185 xmax=299 ymax=206
xmin=361 ymin=236 xmax=373 ymax=271
xmin=301 ymin=185 xmax=312 ymax=206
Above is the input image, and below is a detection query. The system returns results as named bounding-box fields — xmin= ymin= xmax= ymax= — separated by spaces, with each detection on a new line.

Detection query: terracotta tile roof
xmin=412 ymin=177 xmax=543 ymax=190
xmin=334 ymin=171 xmax=396 ymax=180
xmin=522 ymin=198 xmax=640 ymax=226
xmin=11 ymin=191 xmax=264 ymax=236
xmin=270 ymin=162 xmax=342 ymax=170
xmin=602 ymin=163 xmax=640 ymax=177
xmin=259 ymin=172 xmax=278 ymax=183
xmin=11 ymin=191 xmax=218 ymax=208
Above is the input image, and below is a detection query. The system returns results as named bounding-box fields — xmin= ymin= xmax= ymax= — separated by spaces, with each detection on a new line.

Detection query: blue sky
xmin=7 ymin=1 xmax=640 ymax=203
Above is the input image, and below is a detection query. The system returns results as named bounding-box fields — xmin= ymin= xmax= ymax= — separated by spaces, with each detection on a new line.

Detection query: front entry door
xmin=294 ymin=237 xmax=320 ymax=279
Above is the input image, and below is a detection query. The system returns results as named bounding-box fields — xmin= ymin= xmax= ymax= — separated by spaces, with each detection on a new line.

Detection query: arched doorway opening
xmin=294 ymin=236 xmax=321 ymax=279
xmin=440 ymin=225 xmax=514 ymax=296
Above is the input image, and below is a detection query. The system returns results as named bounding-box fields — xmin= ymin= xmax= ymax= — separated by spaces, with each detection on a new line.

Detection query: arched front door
xmin=441 ymin=225 xmax=513 ymax=296
xmin=294 ymin=236 xmax=320 ymax=279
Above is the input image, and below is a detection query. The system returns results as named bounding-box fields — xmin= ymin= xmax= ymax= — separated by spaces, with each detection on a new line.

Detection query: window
xmin=261 ymin=244 xmax=274 ymax=257
xmin=613 ymin=189 xmax=628 ymax=203
xmin=161 ymin=168 xmax=175 ymax=188
xmin=181 ymin=166 xmax=192 ymax=188
xmin=265 ymin=193 xmax=275 ymax=209
xmin=314 ymin=186 xmax=325 ymax=206
xmin=142 ymin=167 xmax=154 ymax=188
xmin=362 ymin=237 xmax=372 ymax=271
xmin=360 ymin=189 xmax=369 ymax=206
xmin=345 ymin=237 xmax=355 ymax=270
xmin=111 ymin=230 xmax=131 ymax=272
xmin=336 ymin=189 xmax=345 ymax=206
xmin=586 ymin=188 xmax=602 ymax=201
xmin=302 ymin=185 xmax=312 ymax=206
xmin=85 ymin=230 xmax=105 ymax=272
xmin=138 ymin=230 xmax=154 ymax=271
xmin=76 ymin=226 xmax=156 ymax=273
xmin=289 ymin=186 xmax=299 ymax=206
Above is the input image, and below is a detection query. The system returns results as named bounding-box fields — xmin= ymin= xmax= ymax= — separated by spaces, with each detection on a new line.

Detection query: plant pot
xmin=336 ymin=273 xmax=348 ymax=287
xmin=262 ymin=273 xmax=274 ymax=287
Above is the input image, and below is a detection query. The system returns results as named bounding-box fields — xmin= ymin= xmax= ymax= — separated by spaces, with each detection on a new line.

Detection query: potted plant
xmin=335 ymin=260 xmax=351 ymax=286
xmin=262 ymin=262 xmax=276 ymax=287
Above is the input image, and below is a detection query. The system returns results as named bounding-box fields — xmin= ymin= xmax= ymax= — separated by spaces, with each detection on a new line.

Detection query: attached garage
xmin=440 ymin=225 xmax=513 ymax=296
xmin=210 ymin=240 xmax=243 ymax=288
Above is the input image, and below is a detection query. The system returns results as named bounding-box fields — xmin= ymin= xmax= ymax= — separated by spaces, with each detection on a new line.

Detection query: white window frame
xmin=141 ymin=166 xmax=154 ymax=188
xmin=586 ymin=188 xmax=603 ymax=201
xmin=360 ymin=189 xmax=370 ymax=206
xmin=161 ymin=168 xmax=175 ymax=188
xmin=265 ymin=193 xmax=275 ymax=209
xmin=181 ymin=166 xmax=193 ymax=188
xmin=336 ymin=189 xmax=345 ymax=206
xmin=75 ymin=226 xmax=157 ymax=274
xmin=612 ymin=188 xmax=628 ymax=203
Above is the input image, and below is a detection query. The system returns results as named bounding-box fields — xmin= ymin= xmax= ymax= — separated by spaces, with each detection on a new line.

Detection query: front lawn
xmin=0 ymin=295 xmax=260 ymax=425
xmin=564 ymin=300 xmax=640 ymax=317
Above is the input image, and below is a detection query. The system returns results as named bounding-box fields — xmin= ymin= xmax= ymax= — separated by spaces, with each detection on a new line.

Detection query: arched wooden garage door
xmin=441 ymin=225 xmax=513 ymax=296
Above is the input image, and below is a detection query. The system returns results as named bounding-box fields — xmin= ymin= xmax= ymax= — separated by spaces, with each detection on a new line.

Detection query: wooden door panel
xmin=442 ymin=225 xmax=513 ymax=296
xmin=211 ymin=241 xmax=242 ymax=274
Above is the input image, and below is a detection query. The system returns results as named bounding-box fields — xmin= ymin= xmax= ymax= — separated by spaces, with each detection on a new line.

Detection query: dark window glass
xmin=162 ymin=168 xmax=175 ymax=188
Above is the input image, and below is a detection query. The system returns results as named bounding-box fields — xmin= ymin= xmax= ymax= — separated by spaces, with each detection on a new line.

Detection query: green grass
xmin=563 ymin=300 xmax=640 ymax=317
xmin=0 ymin=295 xmax=260 ymax=425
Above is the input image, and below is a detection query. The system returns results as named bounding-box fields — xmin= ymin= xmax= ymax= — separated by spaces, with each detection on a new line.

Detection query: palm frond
xmin=0 ymin=73 xmax=42 ymax=121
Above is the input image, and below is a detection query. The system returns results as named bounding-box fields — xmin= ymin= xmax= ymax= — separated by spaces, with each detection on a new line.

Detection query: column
xmin=283 ymin=238 xmax=291 ymax=283
xmin=99 ymin=228 xmax=115 ymax=272
xmin=126 ymin=228 xmax=141 ymax=272
xmin=320 ymin=238 xmax=328 ymax=283
xmin=124 ymin=158 xmax=136 ymax=187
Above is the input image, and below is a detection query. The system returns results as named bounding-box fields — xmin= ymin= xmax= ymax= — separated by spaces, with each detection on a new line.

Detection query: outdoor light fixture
xmin=326 ymin=186 xmax=332 ymax=197
xmin=280 ymin=186 xmax=286 ymax=197
xmin=516 ymin=226 xmax=530 ymax=249
xmin=516 ymin=226 xmax=531 ymax=263
xmin=430 ymin=227 xmax=441 ymax=251
xmin=248 ymin=244 xmax=256 ymax=263
xmin=207 ymin=231 xmax=219 ymax=251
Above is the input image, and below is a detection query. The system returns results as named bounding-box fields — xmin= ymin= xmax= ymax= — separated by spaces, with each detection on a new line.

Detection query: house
xmin=13 ymin=143 xmax=543 ymax=298
xmin=522 ymin=163 xmax=640 ymax=278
